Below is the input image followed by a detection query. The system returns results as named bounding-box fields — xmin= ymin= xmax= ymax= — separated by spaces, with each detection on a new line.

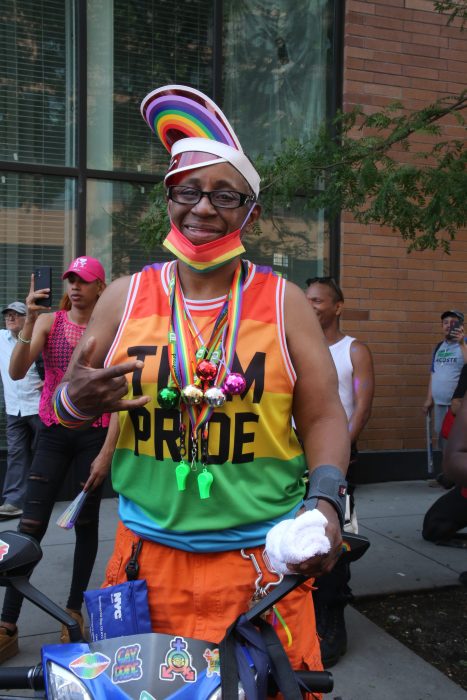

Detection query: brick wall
xmin=341 ymin=0 xmax=467 ymax=451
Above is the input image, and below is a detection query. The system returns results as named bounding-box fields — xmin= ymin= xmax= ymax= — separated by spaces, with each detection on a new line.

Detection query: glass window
xmin=87 ymin=0 xmax=215 ymax=174
xmin=223 ymin=0 xmax=332 ymax=156
xmin=222 ymin=0 xmax=335 ymax=283
xmin=243 ymin=199 xmax=328 ymax=282
xmin=0 ymin=172 xmax=76 ymax=300
xmin=0 ymin=0 xmax=76 ymax=166
xmin=0 ymin=171 xmax=76 ymax=448
xmin=86 ymin=179 xmax=170 ymax=280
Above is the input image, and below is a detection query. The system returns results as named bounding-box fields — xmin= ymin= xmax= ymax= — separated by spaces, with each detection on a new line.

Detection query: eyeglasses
xmin=306 ymin=276 xmax=344 ymax=302
xmin=167 ymin=186 xmax=256 ymax=209
xmin=3 ymin=312 xmax=21 ymax=320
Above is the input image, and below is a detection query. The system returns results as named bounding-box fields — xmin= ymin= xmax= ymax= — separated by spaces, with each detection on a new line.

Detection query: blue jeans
xmin=3 ymin=413 xmax=42 ymax=508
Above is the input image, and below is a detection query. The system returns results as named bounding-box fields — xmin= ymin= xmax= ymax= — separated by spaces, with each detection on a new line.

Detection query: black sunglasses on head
xmin=306 ymin=276 xmax=344 ymax=302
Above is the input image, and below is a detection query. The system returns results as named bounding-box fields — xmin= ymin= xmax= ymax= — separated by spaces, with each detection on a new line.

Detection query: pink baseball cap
xmin=62 ymin=256 xmax=106 ymax=283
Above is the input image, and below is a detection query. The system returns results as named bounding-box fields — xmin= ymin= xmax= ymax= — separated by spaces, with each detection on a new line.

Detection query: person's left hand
xmin=287 ymin=500 xmax=343 ymax=578
xmin=84 ymin=452 xmax=111 ymax=492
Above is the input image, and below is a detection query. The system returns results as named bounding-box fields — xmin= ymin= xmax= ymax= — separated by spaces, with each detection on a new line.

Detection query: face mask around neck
xmin=163 ymin=202 xmax=257 ymax=273
xmin=162 ymin=223 xmax=246 ymax=273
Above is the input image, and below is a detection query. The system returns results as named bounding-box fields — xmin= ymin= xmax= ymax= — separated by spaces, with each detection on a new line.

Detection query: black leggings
xmin=2 ymin=423 xmax=107 ymax=625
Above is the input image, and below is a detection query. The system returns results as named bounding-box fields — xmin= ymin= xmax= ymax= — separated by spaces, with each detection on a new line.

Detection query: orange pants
xmin=104 ymin=521 xmax=323 ymax=699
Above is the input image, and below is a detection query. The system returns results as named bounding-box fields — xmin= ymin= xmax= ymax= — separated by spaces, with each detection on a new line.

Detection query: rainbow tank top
xmin=105 ymin=261 xmax=307 ymax=552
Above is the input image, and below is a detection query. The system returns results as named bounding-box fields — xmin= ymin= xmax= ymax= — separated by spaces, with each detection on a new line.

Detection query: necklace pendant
xmin=223 ymin=372 xmax=247 ymax=395
xmin=157 ymin=386 xmax=180 ymax=409
xmin=204 ymin=386 xmax=226 ymax=407
xmin=181 ymin=384 xmax=204 ymax=405
xmin=175 ymin=461 xmax=190 ymax=491
xmin=196 ymin=359 xmax=217 ymax=381
xmin=198 ymin=468 xmax=214 ymax=499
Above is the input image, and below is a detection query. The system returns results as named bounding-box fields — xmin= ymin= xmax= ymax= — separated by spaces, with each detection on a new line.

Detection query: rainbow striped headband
xmin=140 ymin=85 xmax=260 ymax=197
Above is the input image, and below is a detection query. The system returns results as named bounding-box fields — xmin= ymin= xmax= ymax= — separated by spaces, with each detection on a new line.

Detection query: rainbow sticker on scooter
xmin=69 ymin=652 xmax=111 ymax=679
xmin=112 ymin=643 xmax=143 ymax=684
xmin=159 ymin=636 xmax=197 ymax=682
xmin=203 ymin=648 xmax=220 ymax=677
xmin=0 ymin=541 xmax=10 ymax=562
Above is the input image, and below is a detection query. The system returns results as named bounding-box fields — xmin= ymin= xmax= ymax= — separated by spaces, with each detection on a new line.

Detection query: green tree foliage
xmin=434 ymin=0 xmax=467 ymax=29
xmin=257 ymin=92 xmax=467 ymax=253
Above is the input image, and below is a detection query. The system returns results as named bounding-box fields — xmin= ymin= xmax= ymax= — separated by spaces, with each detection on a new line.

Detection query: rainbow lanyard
xmin=167 ymin=261 xmax=245 ymax=438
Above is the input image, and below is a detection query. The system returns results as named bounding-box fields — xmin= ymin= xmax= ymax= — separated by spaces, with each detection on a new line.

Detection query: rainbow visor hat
xmin=140 ymin=85 xmax=260 ymax=197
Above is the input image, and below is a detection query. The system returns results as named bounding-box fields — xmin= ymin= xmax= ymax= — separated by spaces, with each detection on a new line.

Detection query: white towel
xmin=265 ymin=509 xmax=330 ymax=575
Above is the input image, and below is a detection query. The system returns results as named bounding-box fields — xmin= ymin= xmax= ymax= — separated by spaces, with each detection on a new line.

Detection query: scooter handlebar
xmin=0 ymin=664 xmax=44 ymax=691
xmin=0 ymin=664 xmax=333 ymax=696
xmin=294 ymin=670 xmax=334 ymax=693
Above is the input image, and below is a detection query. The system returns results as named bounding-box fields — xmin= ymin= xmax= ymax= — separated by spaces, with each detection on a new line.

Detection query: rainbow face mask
xmin=162 ymin=223 xmax=246 ymax=273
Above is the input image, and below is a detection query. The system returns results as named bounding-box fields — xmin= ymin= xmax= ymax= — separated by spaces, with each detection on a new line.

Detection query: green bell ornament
xmin=157 ymin=386 xmax=180 ymax=409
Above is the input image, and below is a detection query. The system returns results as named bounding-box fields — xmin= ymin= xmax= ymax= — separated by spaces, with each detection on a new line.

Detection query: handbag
xmin=84 ymin=578 xmax=152 ymax=641
xmin=84 ymin=538 xmax=152 ymax=640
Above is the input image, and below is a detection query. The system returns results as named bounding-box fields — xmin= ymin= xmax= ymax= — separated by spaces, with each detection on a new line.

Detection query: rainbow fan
xmin=56 ymin=489 xmax=88 ymax=530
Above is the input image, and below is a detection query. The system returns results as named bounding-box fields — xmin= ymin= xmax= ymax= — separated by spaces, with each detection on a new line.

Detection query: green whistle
xmin=175 ymin=461 xmax=190 ymax=491
xmin=198 ymin=469 xmax=214 ymax=499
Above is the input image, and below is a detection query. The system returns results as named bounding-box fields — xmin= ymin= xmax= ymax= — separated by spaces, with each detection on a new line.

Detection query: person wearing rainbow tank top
xmin=58 ymin=86 xmax=350 ymax=695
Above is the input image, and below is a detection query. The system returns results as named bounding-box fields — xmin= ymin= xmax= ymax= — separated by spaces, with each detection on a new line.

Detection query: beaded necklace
xmin=157 ymin=261 xmax=247 ymax=499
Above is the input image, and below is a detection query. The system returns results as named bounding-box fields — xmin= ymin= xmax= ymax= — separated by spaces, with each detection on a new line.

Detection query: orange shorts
xmin=104 ymin=520 xmax=323 ymax=699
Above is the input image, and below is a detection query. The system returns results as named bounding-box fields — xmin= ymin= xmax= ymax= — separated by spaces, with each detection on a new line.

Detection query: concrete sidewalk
xmin=0 ymin=480 xmax=465 ymax=698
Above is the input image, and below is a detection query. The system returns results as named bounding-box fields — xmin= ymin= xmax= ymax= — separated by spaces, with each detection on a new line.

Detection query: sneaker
xmin=0 ymin=626 xmax=19 ymax=664
xmin=0 ymin=503 xmax=23 ymax=519
xmin=316 ymin=604 xmax=347 ymax=668
xmin=60 ymin=609 xmax=85 ymax=644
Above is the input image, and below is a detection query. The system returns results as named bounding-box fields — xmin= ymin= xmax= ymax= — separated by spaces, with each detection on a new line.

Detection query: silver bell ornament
xmin=204 ymin=386 xmax=227 ymax=407
xmin=181 ymin=384 xmax=204 ymax=405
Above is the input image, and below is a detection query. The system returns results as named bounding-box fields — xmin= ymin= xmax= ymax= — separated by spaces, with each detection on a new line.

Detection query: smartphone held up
xmin=33 ymin=266 xmax=52 ymax=308
xmin=447 ymin=319 xmax=462 ymax=340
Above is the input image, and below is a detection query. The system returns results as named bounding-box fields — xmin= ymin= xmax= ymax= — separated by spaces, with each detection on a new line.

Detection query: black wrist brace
xmin=304 ymin=465 xmax=347 ymax=529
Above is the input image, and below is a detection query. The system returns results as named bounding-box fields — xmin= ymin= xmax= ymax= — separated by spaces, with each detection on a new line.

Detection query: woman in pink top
xmin=0 ymin=257 xmax=116 ymax=662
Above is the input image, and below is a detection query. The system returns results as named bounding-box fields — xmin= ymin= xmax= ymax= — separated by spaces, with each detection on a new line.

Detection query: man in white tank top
xmin=306 ymin=276 xmax=375 ymax=667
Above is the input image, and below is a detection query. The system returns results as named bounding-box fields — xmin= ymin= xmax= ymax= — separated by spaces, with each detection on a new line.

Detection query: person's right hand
xmin=287 ymin=501 xmax=342 ymax=579
xmin=26 ymin=273 xmax=50 ymax=319
xmin=66 ymin=337 xmax=151 ymax=415
xmin=83 ymin=451 xmax=111 ymax=492
xmin=422 ymin=399 xmax=433 ymax=415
